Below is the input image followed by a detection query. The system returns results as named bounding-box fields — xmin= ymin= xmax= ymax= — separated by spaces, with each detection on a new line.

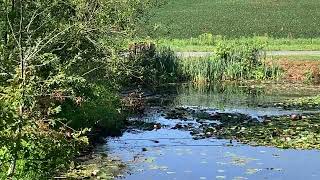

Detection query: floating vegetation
xmin=99 ymin=82 xmax=320 ymax=180
xmin=233 ymin=177 xmax=248 ymax=180
xmin=246 ymin=168 xmax=262 ymax=175
xmin=202 ymin=114 xmax=320 ymax=149
xmin=63 ymin=154 xmax=126 ymax=180
xmin=216 ymin=176 xmax=226 ymax=179
xmin=163 ymin=107 xmax=320 ymax=150
xmin=224 ymin=152 xmax=258 ymax=166
xmin=277 ymin=95 xmax=320 ymax=110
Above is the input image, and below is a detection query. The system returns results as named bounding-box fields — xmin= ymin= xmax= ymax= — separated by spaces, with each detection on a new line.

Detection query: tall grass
xmin=178 ymin=41 xmax=282 ymax=83
xmin=122 ymin=43 xmax=184 ymax=86
xmin=156 ymin=34 xmax=320 ymax=51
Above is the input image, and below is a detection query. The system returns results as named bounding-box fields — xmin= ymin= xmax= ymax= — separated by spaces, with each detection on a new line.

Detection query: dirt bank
xmin=272 ymin=59 xmax=320 ymax=82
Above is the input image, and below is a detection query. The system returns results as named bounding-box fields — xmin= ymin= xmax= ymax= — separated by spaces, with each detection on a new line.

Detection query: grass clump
xmin=179 ymin=41 xmax=282 ymax=82
xmin=118 ymin=42 xmax=184 ymax=86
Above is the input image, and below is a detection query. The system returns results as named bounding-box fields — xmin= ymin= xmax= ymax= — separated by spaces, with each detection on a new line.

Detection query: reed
xmin=178 ymin=41 xmax=282 ymax=83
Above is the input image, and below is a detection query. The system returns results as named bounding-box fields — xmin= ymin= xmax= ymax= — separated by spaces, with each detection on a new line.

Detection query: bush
xmin=0 ymin=92 xmax=90 ymax=179
xmin=60 ymin=85 xmax=125 ymax=136
xmin=117 ymin=42 xmax=183 ymax=86
xmin=0 ymin=0 xmax=157 ymax=178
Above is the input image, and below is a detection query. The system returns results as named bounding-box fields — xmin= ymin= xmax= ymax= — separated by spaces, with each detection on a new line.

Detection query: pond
xmin=98 ymin=82 xmax=320 ymax=180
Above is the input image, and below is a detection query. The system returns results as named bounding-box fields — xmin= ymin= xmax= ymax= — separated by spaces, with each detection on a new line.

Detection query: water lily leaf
xmin=246 ymin=168 xmax=262 ymax=174
xmin=216 ymin=162 xmax=227 ymax=165
xmin=149 ymin=165 xmax=160 ymax=170
xmin=216 ymin=176 xmax=226 ymax=179
xmin=144 ymin=157 xmax=156 ymax=163
xmin=233 ymin=177 xmax=248 ymax=180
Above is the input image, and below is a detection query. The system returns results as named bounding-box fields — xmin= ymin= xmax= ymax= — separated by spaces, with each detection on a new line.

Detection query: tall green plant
xmin=115 ymin=42 xmax=182 ymax=86
xmin=179 ymin=40 xmax=282 ymax=82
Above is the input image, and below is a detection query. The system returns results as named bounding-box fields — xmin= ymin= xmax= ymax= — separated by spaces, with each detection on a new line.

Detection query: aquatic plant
xmin=163 ymin=107 xmax=320 ymax=150
xmin=178 ymin=41 xmax=282 ymax=82
xmin=206 ymin=114 xmax=320 ymax=150
xmin=277 ymin=95 xmax=320 ymax=110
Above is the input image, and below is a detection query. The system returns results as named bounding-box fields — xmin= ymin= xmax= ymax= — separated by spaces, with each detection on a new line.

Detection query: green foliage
xmin=179 ymin=40 xmax=282 ymax=82
xmin=115 ymin=43 xmax=183 ymax=86
xmin=0 ymin=88 xmax=89 ymax=179
xmin=157 ymin=34 xmax=320 ymax=52
xmin=60 ymin=85 xmax=125 ymax=135
xmin=147 ymin=0 xmax=320 ymax=38
xmin=0 ymin=0 xmax=156 ymax=178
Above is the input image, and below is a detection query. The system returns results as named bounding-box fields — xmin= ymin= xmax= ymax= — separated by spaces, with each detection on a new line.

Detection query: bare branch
xmin=7 ymin=12 xmax=20 ymax=50
xmin=26 ymin=24 xmax=76 ymax=62
xmin=81 ymin=65 xmax=103 ymax=77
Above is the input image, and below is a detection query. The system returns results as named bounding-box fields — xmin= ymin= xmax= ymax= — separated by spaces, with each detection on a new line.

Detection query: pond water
xmin=98 ymin=83 xmax=320 ymax=180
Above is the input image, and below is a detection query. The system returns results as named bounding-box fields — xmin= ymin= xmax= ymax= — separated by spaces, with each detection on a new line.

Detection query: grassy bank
xmin=148 ymin=0 xmax=320 ymax=39
xmin=268 ymin=55 xmax=320 ymax=61
xmin=156 ymin=35 xmax=320 ymax=52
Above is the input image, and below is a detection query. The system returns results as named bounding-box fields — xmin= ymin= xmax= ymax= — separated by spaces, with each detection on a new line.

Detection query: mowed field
xmin=150 ymin=0 xmax=320 ymax=38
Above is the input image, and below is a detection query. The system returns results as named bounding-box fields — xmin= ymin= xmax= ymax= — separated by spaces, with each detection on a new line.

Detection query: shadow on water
xmin=98 ymin=82 xmax=320 ymax=180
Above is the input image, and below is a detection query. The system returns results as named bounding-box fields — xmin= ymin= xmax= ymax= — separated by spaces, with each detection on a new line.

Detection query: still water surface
xmin=100 ymin=83 xmax=320 ymax=180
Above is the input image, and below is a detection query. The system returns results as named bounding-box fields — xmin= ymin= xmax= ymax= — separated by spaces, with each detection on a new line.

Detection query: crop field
xmin=149 ymin=0 xmax=320 ymax=38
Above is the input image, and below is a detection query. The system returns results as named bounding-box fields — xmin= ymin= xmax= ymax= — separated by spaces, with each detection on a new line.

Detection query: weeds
xmin=121 ymin=42 xmax=183 ymax=86
xmin=178 ymin=41 xmax=282 ymax=83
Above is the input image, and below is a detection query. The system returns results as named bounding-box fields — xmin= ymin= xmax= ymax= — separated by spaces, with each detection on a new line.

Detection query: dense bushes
xmin=60 ymin=85 xmax=125 ymax=135
xmin=113 ymin=42 xmax=183 ymax=86
xmin=0 ymin=0 xmax=157 ymax=178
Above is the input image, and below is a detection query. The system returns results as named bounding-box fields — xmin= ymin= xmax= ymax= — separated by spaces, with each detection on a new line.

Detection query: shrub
xmin=118 ymin=42 xmax=183 ymax=86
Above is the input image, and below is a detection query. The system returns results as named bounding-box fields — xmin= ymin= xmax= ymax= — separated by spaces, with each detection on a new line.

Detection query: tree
xmin=0 ymin=0 xmax=157 ymax=178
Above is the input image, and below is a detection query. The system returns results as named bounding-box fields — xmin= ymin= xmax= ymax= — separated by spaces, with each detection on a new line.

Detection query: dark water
xmin=100 ymin=83 xmax=320 ymax=180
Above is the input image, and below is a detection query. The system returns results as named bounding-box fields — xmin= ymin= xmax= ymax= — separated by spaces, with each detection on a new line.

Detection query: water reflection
xmin=174 ymin=82 xmax=319 ymax=109
xmin=173 ymin=82 xmax=320 ymax=117
xmin=101 ymin=82 xmax=320 ymax=180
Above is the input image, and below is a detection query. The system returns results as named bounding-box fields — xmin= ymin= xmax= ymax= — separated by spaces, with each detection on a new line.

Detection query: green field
xmin=155 ymin=34 xmax=320 ymax=51
xmin=149 ymin=0 xmax=320 ymax=38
